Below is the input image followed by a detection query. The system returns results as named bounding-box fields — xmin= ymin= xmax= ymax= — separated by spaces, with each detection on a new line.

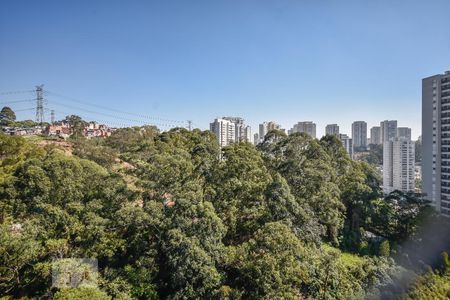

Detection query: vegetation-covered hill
xmin=0 ymin=127 xmax=448 ymax=299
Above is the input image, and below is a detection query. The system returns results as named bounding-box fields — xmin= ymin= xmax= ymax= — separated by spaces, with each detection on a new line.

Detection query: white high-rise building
xmin=380 ymin=120 xmax=398 ymax=144
xmin=325 ymin=124 xmax=340 ymax=137
xmin=289 ymin=121 xmax=316 ymax=138
xmin=210 ymin=118 xmax=235 ymax=148
xmin=258 ymin=121 xmax=282 ymax=143
xmin=422 ymin=71 xmax=450 ymax=217
xmin=383 ymin=137 xmax=415 ymax=194
xmin=352 ymin=121 xmax=367 ymax=149
xmin=339 ymin=134 xmax=353 ymax=159
xmin=370 ymin=126 xmax=381 ymax=145
xmin=259 ymin=123 xmax=268 ymax=142
xmin=210 ymin=117 xmax=251 ymax=147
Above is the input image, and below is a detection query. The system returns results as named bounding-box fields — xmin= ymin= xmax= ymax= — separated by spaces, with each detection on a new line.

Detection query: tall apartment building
xmin=339 ymin=134 xmax=353 ymax=159
xmin=422 ymin=71 xmax=450 ymax=217
xmin=380 ymin=120 xmax=398 ymax=144
xmin=210 ymin=118 xmax=235 ymax=148
xmin=370 ymin=126 xmax=381 ymax=145
xmin=383 ymin=137 xmax=415 ymax=194
xmin=289 ymin=121 xmax=316 ymax=138
xmin=325 ymin=124 xmax=340 ymax=137
xmin=258 ymin=121 xmax=282 ymax=143
xmin=352 ymin=121 xmax=367 ymax=149
xmin=210 ymin=117 xmax=251 ymax=148
xmin=397 ymin=127 xmax=412 ymax=141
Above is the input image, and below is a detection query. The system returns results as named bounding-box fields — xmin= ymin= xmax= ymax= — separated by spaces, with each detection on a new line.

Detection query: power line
xmin=51 ymin=110 xmax=55 ymax=125
xmin=2 ymin=87 xmax=191 ymax=130
xmin=0 ymin=90 xmax=34 ymax=96
xmin=45 ymin=90 xmax=186 ymax=124
xmin=45 ymin=106 xmax=181 ymax=129
xmin=14 ymin=108 xmax=36 ymax=112
xmin=47 ymin=99 xmax=184 ymax=128
xmin=0 ymin=99 xmax=35 ymax=105
xmin=46 ymin=108 xmax=166 ymax=129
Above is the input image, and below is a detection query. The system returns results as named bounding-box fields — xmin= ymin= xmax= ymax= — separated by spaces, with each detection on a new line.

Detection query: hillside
xmin=0 ymin=128 xmax=449 ymax=299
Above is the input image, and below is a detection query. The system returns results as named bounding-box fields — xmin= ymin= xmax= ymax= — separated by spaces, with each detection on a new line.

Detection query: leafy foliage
xmin=0 ymin=128 xmax=445 ymax=299
xmin=0 ymin=107 xmax=16 ymax=125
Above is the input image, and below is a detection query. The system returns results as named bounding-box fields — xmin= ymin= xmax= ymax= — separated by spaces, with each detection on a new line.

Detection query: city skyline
xmin=1 ymin=2 xmax=450 ymax=298
xmin=2 ymin=1 xmax=450 ymax=139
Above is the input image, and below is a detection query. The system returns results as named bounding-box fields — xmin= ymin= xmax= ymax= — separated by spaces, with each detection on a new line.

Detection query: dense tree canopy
xmin=0 ymin=128 xmax=448 ymax=299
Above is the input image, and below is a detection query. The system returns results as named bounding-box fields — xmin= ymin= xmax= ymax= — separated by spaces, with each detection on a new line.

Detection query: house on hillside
xmin=2 ymin=126 xmax=44 ymax=136
xmin=84 ymin=122 xmax=113 ymax=139
xmin=46 ymin=123 xmax=72 ymax=138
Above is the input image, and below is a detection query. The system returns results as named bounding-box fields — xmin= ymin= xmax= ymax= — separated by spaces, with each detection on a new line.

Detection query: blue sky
xmin=1 ymin=0 xmax=450 ymax=139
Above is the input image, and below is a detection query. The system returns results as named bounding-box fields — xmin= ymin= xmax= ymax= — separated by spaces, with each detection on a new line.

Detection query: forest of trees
xmin=0 ymin=124 xmax=449 ymax=299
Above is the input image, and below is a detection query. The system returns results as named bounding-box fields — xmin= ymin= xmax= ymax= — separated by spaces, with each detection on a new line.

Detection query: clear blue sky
xmin=1 ymin=0 xmax=450 ymax=139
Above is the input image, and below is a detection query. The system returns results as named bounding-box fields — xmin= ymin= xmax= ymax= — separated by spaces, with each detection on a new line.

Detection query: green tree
xmin=105 ymin=125 xmax=159 ymax=153
xmin=0 ymin=106 xmax=16 ymax=125
xmin=265 ymin=173 xmax=324 ymax=243
xmin=65 ymin=115 xmax=87 ymax=139
xmin=262 ymin=133 xmax=345 ymax=244
xmin=405 ymin=270 xmax=450 ymax=300
xmin=53 ymin=287 xmax=110 ymax=300
xmin=368 ymin=191 xmax=433 ymax=242
xmin=360 ymin=144 xmax=383 ymax=165
xmin=226 ymin=222 xmax=309 ymax=299
xmin=378 ymin=240 xmax=390 ymax=257
xmin=209 ymin=142 xmax=273 ymax=242
xmin=0 ymin=221 xmax=44 ymax=296
xmin=160 ymin=229 xmax=223 ymax=299
xmin=441 ymin=252 xmax=450 ymax=273
xmin=158 ymin=189 xmax=226 ymax=299
xmin=73 ymin=139 xmax=118 ymax=168
xmin=0 ymin=136 xmax=137 ymax=297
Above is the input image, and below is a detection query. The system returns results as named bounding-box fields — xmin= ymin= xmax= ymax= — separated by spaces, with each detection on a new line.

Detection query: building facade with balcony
xmin=422 ymin=71 xmax=450 ymax=217
xmin=383 ymin=137 xmax=415 ymax=194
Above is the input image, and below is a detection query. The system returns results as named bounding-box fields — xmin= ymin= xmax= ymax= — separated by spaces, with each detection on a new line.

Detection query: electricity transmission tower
xmin=51 ymin=109 xmax=55 ymax=124
xmin=35 ymin=84 xmax=44 ymax=123
xmin=188 ymin=120 xmax=192 ymax=131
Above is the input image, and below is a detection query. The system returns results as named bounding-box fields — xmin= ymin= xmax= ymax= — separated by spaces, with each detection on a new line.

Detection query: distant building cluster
xmin=2 ymin=126 xmax=45 ymax=136
xmin=209 ymin=117 xmax=252 ymax=148
xmin=256 ymin=121 xmax=283 ymax=144
xmin=209 ymin=116 xmax=416 ymax=198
